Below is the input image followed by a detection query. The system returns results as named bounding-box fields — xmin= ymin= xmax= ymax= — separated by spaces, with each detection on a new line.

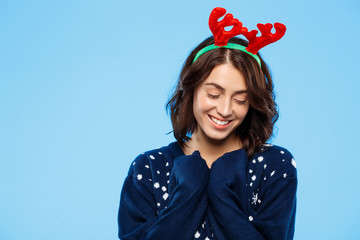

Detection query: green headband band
xmin=192 ymin=43 xmax=261 ymax=67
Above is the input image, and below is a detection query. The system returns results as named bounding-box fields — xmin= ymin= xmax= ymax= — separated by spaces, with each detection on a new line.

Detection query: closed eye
xmin=207 ymin=93 xmax=220 ymax=99
xmin=234 ymin=99 xmax=246 ymax=104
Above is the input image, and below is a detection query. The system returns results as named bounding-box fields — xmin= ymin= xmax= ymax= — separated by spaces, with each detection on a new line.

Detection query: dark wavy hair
xmin=166 ymin=36 xmax=279 ymax=158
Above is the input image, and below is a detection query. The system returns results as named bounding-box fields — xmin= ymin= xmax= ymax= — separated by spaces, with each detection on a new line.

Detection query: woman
xmin=118 ymin=8 xmax=297 ymax=240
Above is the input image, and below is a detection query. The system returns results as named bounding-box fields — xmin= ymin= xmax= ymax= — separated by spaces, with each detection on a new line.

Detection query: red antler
xmin=209 ymin=7 xmax=248 ymax=46
xmin=243 ymin=22 xmax=286 ymax=54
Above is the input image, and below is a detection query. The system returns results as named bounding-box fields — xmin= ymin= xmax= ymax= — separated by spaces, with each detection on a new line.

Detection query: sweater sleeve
xmin=118 ymin=151 xmax=210 ymax=240
xmin=250 ymin=150 xmax=297 ymax=240
xmin=207 ymin=148 xmax=297 ymax=240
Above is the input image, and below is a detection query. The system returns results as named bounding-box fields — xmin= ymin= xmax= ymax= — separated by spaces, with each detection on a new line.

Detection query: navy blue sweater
xmin=118 ymin=142 xmax=297 ymax=240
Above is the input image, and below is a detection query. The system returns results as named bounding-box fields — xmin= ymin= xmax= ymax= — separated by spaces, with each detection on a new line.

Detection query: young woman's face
xmin=193 ymin=63 xmax=250 ymax=143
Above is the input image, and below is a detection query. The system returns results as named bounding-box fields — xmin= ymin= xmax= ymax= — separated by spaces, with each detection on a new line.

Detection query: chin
xmin=204 ymin=130 xmax=237 ymax=143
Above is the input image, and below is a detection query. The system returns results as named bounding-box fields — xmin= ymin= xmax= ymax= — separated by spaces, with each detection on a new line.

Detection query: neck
xmin=182 ymin=129 xmax=242 ymax=167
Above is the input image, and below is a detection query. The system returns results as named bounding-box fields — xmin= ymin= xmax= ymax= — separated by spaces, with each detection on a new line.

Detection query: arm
xmin=118 ymin=152 xmax=210 ymax=240
xmin=207 ymin=149 xmax=297 ymax=240
xmin=251 ymin=175 xmax=297 ymax=240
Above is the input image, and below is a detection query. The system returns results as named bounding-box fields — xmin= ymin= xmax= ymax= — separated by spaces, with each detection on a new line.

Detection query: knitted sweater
xmin=118 ymin=142 xmax=297 ymax=240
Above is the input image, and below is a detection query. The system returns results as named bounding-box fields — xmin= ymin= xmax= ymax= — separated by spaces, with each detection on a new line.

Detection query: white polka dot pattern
xmin=126 ymin=142 xmax=297 ymax=240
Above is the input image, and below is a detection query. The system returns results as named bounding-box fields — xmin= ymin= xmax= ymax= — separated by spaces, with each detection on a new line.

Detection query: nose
xmin=216 ymin=97 xmax=232 ymax=118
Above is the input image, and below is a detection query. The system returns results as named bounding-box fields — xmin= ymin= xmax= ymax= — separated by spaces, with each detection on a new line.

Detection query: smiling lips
xmin=208 ymin=115 xmax=232 ymax=129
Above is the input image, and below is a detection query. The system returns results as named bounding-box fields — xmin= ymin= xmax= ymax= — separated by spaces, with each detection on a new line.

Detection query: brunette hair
xmin=166 ymin=36 xmax=279 ymax=158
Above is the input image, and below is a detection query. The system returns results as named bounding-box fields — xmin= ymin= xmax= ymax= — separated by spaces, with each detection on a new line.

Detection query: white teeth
xmin=210 ymin=116 xmax=229 ymax=125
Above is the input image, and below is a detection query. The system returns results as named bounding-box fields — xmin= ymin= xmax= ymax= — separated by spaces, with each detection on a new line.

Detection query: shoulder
xmin=128 ymin=142 xmax=182 ymax=177
xmin=250 ymin=144 xmax=297 ymax=180
xmin=259 ymin=144 xmax=295 ymax=163
xmin=248 ymin=144 xmax=298 ymax=212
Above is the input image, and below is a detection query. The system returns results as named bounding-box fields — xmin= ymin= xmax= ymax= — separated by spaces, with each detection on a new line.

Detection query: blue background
xmin=1 ymin=0 xmax=359 ymax=239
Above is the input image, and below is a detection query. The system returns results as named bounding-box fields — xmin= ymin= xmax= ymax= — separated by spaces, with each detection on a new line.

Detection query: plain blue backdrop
xmin=1 ymin=0 xmax=359 ymax=239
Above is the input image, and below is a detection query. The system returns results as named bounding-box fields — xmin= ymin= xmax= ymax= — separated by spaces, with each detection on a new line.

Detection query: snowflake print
xmin=162 ymin=192 xmax=169 ymax=200
xmin=251 ymin=192 xmax=258 ymax=205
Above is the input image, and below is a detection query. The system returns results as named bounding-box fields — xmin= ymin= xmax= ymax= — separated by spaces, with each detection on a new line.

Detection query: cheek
xmin=235 ymin=105 xmax=250 ymax=119
xmin=194 ymin=94 xmax=214 ymax=112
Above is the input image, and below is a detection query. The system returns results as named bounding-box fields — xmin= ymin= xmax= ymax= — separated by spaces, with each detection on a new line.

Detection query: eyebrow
xmin=204 ymin=82 xmax=247 ymax=95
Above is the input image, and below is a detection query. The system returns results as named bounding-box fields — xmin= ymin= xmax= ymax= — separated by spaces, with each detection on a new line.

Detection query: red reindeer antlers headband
xmin=209 ymin=7 xmax=247 ymax=47
xmin=193 ymin=7 xmax=287 ymax=66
